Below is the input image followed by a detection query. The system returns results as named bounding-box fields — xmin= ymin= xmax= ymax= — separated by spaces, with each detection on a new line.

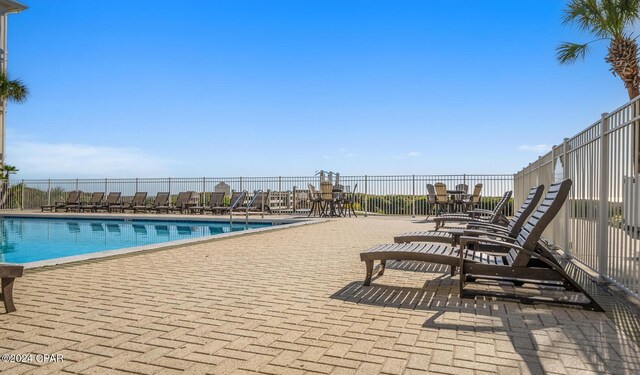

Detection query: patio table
xmin=446 ymin=190 xmax=469 ymax=213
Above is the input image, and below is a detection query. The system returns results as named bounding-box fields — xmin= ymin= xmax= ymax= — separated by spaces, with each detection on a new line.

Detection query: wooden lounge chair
xmin=40 ymin=190 xmax=82 ymax=212
xmin=110 ymin=192 xmax=147 ymax=213
xmin=97 ymin=192 xmax=122 ymax=212
xmin=135 ymin=192 xmax=170 ymax=213
xmin=189 ymin=192 xmax=226 ymax=214
xmin=0 ymin=263 xmax=24 ymax=313
xmin=154 ymin=191 xmax=193 ymax=214
xmin=395 ymin=185 xmax=543 ymax=246
xmin=174 ymin=191 xmax=198 ymax=214
xmin=77 ymin=192 xmax=105 ymax=212
xmin=360 ymin=179 xmax=603 ymax=311
xmin=235 ymin=191 xmax=272 ymax=214
xmin=433 ymin=190 xmax=512 ymax=229
xmin=214 ymin=191 xmax=247 ymax=214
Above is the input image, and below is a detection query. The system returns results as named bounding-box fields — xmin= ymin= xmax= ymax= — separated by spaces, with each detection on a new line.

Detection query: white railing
xmin=2 ymin=174 xmax=514 ymax=216
xmin=515 ymin=97 xmax=640 ymax=297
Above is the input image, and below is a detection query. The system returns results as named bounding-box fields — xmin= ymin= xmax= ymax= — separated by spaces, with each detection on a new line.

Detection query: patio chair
xmin=307 ymin=184 xmax=324 ymax=217
xmin=0 ymin=263 xmax=24 ymax=313
xmin=425 ymin=184 xmax=437 ymax=219
xmin=97 ymin=192 xmax=122 ymax=212
xmin=453 ymin=184 xmax=469 ymax=206
xmin=463 ymin=183 xmax=483 ymax=211
xmin=78 ymin=192 xmax=106 ymax=212
xmin=434 ymin=183 xmax=451 ymax=214
xmin=40 ymin=190 xmax=82 ymax=212
xmin=110 ymin=192 xmax=147 ymax=213
xmin=341 ymin=184 xmax=358 ymax=217
xmin=360 ymin=179 xmax=603 ymax=311
xmin=433 ymin=190 xmax=512 ymax=229
xmin=189 ymin=192 xmax=226 ymax=214
xmin=395 ymin=185 xmax=543 ymax=246
xmin=136 ymin=192 xmax=170 ymax=213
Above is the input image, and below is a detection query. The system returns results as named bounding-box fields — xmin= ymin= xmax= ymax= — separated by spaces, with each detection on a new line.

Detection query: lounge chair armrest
xmin=464 ymin=224 xmax=511 ymax=236
xmin=461 ymin=230 xmax=516 ymax=242
xmin=466 ymin=222 xmax=508 ymax=231
xmin=0 ymin=263 xmax=24 ymax=277
xmin=459 ymin=236 xmax=524 ymax=252
xmin=467 ymin=209 xmax=494 ymax=217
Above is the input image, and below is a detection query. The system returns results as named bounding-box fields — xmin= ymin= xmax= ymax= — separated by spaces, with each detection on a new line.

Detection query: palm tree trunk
xmin=0 ymin=179 xmax=8 ymax=208
xmin=607 ymin=38 xmax=640 ymax=173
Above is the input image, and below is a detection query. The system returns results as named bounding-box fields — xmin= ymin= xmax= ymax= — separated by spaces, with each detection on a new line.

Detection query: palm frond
xmin=0 ymin=73 xmax=28 ymax=103
xmin=561 ymin=0 xmax=640 ymax=39
xmin=562 ymin=0 xmax=606 ymax=36
xmin=7 ymin=79 xmax=28 ymax=103
xmin=556 ymin=42 xmax=591 ymax=64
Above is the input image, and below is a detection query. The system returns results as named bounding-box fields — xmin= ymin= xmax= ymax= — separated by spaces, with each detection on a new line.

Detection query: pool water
xmin=0 ymin=216 xmax=273 ymax=264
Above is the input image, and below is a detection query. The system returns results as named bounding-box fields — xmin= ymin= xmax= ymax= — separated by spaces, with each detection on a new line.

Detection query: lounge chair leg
xmin=364 ymin=260 xmax=373 ymax=286
xmin=1 ymin=277 xmax=17 ymax=313
xmin=378 ymin=260 xmax=386 ymax=276
xmin=450 ymin=266 xmax=456 ymax=276
xmin=459 ymin=270 xmax=465 ymax=298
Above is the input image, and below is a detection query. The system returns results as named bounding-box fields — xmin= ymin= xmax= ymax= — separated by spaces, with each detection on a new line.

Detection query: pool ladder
xmin=229 ymin=190 xmax=265 ymax=226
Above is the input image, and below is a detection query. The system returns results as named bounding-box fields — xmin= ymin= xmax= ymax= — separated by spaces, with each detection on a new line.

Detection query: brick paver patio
xmin=1 ymin=216 xmax=639 ymax=374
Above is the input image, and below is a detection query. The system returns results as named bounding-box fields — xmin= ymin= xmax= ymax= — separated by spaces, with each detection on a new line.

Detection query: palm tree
xmin=0 ymin=164 xmax=18 ymax=180
xmin=0 ymin=164 xmax=17 ymax=208
xmin=556 ymin=0 xmax=640 ymax=99
xmin=0 ymin=72 xmax=28 ymax=104
xmin=0 ymin=72 xmax=27 ymax=167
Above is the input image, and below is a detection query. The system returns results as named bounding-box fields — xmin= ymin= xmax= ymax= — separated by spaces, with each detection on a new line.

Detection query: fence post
xmin=104 ymin=178 xmax=108 ymax=195
xmin=168 ymin=177 xmax=171 ymax=196
xmin=412 ymin=174 xmax=416 ymax=218
xmin=75 ymin=178 xmax=79 ymax=192
xmin=278 ymin=176 xmax=282 ymax=215
xmin=135 ymin=178 xmax=139 ymax=195
xmin=364 ymin=175 xmax=368 ymax=217
xmin=292 ymin=186 xmax=297 ymax=214
xmin=562 ymin=138 xmax=571 ymax=257
xmin=47 ymin=179 xmax=51 ymax=206
xmin=597 ymin=113 xmax=610 ymax=283
xmin=20 ymin=179 xmax=24 ymax=210
xmin=240 ymin=177 xmax=243 ymax=192
xmin=202 ymin=177 xmax=206 ymax=204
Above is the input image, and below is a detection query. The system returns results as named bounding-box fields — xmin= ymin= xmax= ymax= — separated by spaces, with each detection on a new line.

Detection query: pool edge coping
xmin=17 ymin=217 xmax=329 ymax=269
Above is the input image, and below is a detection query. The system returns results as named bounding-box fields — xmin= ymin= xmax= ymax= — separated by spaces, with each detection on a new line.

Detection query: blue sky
xmin=5 ymin=0 xmax=631 ymax=179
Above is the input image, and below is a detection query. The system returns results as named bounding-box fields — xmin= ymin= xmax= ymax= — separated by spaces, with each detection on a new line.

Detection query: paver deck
xmin=1 ymin=216 xmax=639 ymax=374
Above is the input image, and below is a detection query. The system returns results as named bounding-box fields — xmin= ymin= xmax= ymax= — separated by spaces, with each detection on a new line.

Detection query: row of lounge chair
xmin=40 ymin=190 xmax=272 ymax=214
xmin=359 ymin=179 xmax=604 ymax=311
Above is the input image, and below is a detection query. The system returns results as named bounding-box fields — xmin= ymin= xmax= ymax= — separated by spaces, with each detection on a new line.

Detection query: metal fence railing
xmin=0 ymin=174 xmax=514 ymax=217
xmin=515 ymin=97 xmax=640 ymax=297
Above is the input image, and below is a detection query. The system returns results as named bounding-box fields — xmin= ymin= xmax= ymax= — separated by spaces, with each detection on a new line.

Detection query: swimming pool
xmin=0 ymin=216 xmax=275 ymax=264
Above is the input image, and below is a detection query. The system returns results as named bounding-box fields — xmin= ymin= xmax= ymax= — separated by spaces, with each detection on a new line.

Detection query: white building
xmin=0 ymin=0 xmax=27 ymax=164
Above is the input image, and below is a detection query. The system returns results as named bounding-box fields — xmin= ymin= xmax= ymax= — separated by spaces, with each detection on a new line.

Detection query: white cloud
xmin=517 ymin=144 xmax=552 ymax=153
xmin=7 ymin=141 xmax=181 ymax=178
